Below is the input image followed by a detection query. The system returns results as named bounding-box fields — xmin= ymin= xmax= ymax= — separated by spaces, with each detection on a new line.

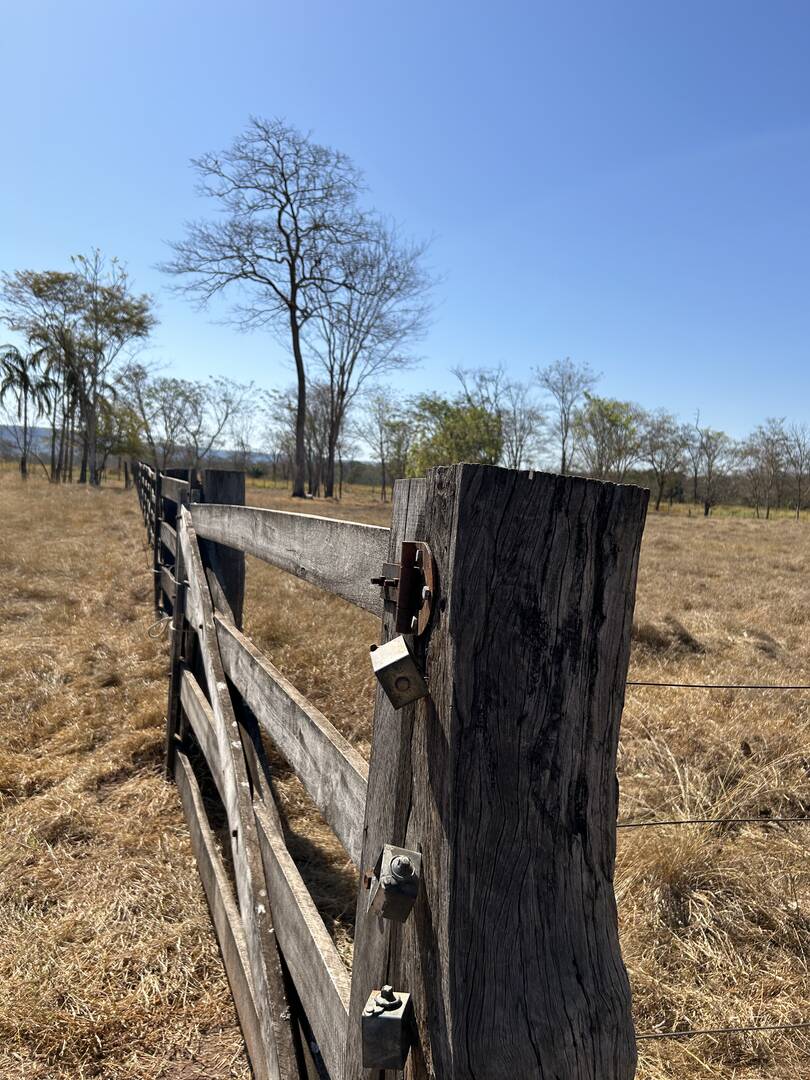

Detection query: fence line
xmin=132 ymin=460 xmax=806 ymax=1077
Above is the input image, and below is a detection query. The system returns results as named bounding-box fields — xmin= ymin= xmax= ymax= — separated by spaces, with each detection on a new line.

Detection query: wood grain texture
xmin=190 ymin=503 xmax=389 ymax=616
xmin=179 ymin=509 xmax=297 ymax=1080
xmin=159 ymin=565 xmax=176 ymax=605
xmin=182 ymin=658 xmax=350 ymax=1079
xmin=401 ymin=466 xmax=645 ymax=1079
xmin=344 ymin=477 xmax=426 ymax=1080
xmin=216 ymin=615 xmax=368 ymax=867
xmin=160 ymin=474 xmax=191 ymax=505
xmin=255 ymin=802 xmax=351 ymax=1080
xmin=160 ymin=520 xmax=177 ymax=556
xmin=174 ymin=750 xmax=270 ymax=1078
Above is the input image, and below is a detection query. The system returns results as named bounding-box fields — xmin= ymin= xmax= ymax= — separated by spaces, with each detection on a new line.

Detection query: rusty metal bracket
xmin=371 ymin=540 xmax=435 ymax=636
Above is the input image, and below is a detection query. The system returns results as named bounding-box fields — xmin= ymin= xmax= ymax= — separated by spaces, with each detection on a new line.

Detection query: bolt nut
xmin=390 ymin=855 xmax=414 ymax=881
xmin=375 ymin=985 xmax=400 ymax=1010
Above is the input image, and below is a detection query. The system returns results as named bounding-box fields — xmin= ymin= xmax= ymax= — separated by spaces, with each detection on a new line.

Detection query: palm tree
xmin=0 ymin=345 xmax=54 ymax=478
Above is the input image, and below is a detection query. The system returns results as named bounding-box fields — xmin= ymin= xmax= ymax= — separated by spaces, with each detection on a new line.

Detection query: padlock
xmin=368 ymin=844 xmax=421 ymax=922
xmin=369 ymin=635 xmax=428 ymax=709
xmin=361 ymin=985 xmax=413 ymax=1070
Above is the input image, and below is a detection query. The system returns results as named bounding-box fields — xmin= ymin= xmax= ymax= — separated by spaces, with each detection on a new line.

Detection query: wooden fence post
xmin=199 ymin=468 xmax=246 ymax=629
xmin=152 ymin=470 xmax=162 ymax=617
xmin=346 ymin=464 xmax=647 ymax=1080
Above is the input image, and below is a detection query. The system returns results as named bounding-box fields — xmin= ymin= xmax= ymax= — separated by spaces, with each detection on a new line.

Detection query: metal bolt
xmin=375 ymin=985 xmax=400 ymax=1010
xmin=390 ymin=855 xmax=414 ymax=881
xmin=410 ymin=615 xmax=418 ymax=632
xmin=414 ymin=549 xmax=422 ymax=565
xmin=394 ymin=675 xmax=411 ymax=692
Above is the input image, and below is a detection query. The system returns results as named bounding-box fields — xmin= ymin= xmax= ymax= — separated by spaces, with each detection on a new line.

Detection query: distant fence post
xmin=198 ymin=468 xmax=246 ymax=628
xmin=164 ymin=473 xmax=193 ymax=779
xmin=346 ymin=464 xmax=647 ymax=1079
xmin=151 ymin=470 xmax=163 ymax=617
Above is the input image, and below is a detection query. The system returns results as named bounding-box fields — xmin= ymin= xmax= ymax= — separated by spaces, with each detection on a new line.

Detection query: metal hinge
xmin=371 ymin=541 xmax=435 ymax=636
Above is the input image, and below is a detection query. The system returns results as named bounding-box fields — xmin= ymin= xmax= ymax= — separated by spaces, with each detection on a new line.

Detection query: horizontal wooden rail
xmin=179 ymin=663 xmax=351 ymax=1080
xmin=174 ymin=750 xmax=269 ymax=1077
xmin=191 ymin=503 xmax=389 ymax=616
xmin=160 ymin=520 xmax=177 ymax=556
xmin=180 ymin=669 xmax=225 ymax=798
xmin=160 ymin=565 xmax=176 ymax=604
xmin=161 ymin=474 xmax=191 ymax=505
xmin=254 ymin=802 xmax=350 ymax=1080
xmin=216 ymin=614 xmax=368 ymax=867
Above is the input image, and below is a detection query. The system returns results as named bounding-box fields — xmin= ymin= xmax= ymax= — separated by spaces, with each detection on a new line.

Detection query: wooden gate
xmin=133 ymin=461 xmax=647 ymax=1079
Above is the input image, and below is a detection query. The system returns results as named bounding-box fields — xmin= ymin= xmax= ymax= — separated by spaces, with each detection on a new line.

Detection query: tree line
xmin=1 ymin=117 xmax=808 ymax=517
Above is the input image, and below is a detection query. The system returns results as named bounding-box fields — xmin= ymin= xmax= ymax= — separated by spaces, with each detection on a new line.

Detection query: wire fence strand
xmin=627 ymin=680 xmax=810 ymax=690
xmin=618 ymin=815 xmax=808 ymax=829
xmin=637 ymin=1021 xmax=810 ymax=1041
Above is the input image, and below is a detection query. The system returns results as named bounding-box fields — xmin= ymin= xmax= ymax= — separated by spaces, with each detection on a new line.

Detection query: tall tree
xmin=640 ymin=409 xmax=687 ymax=510
xmin=785 ymin=422 xmax=810 ymax=521
xmin=356 ymin=387 xmax=415 ymax=501
xmin=695 ymin=423 xmax=733 ymax=516
xmin=536 ymin=357 xmax=598 ymax=474
xmin=72 ymin=251 xmax=154 ymax=485
xmin=408 ymin=392 xmax=503 ymax=474
xmin=573 ymin=395 xmax=643 ymax=481
xmin=307 ymin=222 xmax=430 ymax=497
xmin=162 ymin=117 xmax=366 ymax=497
xmin=1 ymin=258 xmax=153 ymax=485
xmin=743 ymin=419 xmax=786 ymax=519
xmin=0 ymin=344 xmax=53 ymax=477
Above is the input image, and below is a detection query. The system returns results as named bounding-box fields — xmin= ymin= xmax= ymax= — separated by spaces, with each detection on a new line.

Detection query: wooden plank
xmin=160 ymin=564 xmax=176 ymax=604
xmin=179 ymin=509 xmax=298 ymax=1080
xmin=344 ymin=477 xmax=426 ymax=1080
xmin=181 ymin=658 xmax=349 ymax=1078
xmin=160 ymin=520 xmax=177 ymax=556
xmin=352 ymin=466 xmax=647 ymax=1079
xmin=161 ymin=474 xmax=191 ymax=505
xmin=174 ymin=750 xmax=269 ymax=1078
xmin=180 ymin=669 xmax=225 ymax=795
xmin=254 ymin=801 xmax=350 ymax=1080
xmin=191 ymin=503 xmax=389 ymax=616
xmin=216 ymin=615 xmax=368 ymax=867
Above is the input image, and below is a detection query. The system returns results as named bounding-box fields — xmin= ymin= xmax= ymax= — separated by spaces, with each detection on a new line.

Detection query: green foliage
xmin=407 ymin=393 xmax=503 ymax=474
xmin=573 ymin=394 xmax=644 ymax=480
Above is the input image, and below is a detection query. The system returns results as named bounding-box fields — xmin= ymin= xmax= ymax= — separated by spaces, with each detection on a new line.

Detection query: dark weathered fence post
xmin=152 ymin=470 xmax=162 ymax=617
xmin=347 ymin=464 xmax=647 ymax=1080
xmin=198 ymin=468 xmax=246 ymax=629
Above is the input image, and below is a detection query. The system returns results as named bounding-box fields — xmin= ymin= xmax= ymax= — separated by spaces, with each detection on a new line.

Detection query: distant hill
xmin=0 ymin=425 xmax=52 ymax=455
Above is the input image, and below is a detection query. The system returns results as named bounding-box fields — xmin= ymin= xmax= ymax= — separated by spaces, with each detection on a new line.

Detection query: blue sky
xmin=2 ymin=0 xmax=809 ymax=436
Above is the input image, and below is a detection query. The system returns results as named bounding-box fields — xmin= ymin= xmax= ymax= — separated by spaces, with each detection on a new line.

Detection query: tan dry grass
xmin=0 ymin=476 xmax=250 ymax=1079
xmin=1 ymin=474 xmax=808 ymax=1078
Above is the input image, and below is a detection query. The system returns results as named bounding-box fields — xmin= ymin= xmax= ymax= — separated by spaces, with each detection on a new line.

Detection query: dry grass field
xmin=1 ymin=471 xmax=808 ymax=1079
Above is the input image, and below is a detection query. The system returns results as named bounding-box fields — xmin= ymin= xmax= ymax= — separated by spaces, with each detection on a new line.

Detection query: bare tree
xmin=162 ymin=117 xmax=366 ymax=498
xmin=640 ymin=409 xmax=687 ymax=510
xmin=743 ymin=419 xmax=786 ymax=519
xmin=501 ymin=379 xmax=545 ymax=469
xmin=356 ymin=386 xmax=403 ymax=501
xmin=177 ymin=377 xmax=254 ymax=472
xmin=536 ymin=357 xmax=598 ymax=474
xmin=695 ymin=422 xmax=733 ymax=516
xmin=307 ymin=222 xmax=431 ymax=497
xmin=785 ymin=422 xmax=810 ymax=520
